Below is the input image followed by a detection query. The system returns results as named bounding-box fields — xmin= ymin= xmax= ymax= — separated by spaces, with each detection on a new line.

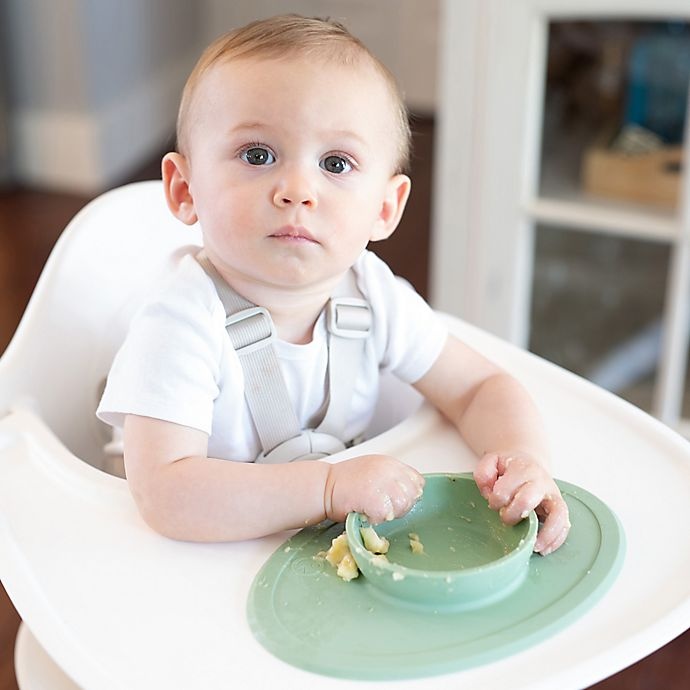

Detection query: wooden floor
xmin=1 ymin=119 xmax=688 ymax=688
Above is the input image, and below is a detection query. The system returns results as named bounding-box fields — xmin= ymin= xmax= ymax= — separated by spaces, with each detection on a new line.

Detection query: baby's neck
xmin=207 ymin=257 xmax=348 ymax=344
xmin=270 ymin=303 xmax=325 ymax=344
xmin=232 ymin=278 xmax=339 ymax=345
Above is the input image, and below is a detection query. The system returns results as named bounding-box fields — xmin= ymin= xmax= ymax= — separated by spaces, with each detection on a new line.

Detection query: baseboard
xmin=10 ymin=55 xmax=191 ymax=194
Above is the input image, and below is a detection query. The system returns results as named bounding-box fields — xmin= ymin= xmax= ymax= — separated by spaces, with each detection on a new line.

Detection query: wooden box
xmin=581 ymin=144 xmax=682 ymax=208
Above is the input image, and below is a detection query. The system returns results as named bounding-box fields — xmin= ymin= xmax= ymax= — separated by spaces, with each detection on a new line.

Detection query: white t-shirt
xmin=97 ymin=249 xmax=447 ymax=462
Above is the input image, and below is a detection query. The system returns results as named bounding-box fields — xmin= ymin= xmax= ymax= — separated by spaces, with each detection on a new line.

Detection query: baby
xmin=97 ymin=15 xmax=570 ymax=553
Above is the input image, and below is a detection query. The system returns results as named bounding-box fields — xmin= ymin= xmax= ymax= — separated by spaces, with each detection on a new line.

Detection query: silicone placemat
xmin=247 ymin=479 xmax=625 ymax=680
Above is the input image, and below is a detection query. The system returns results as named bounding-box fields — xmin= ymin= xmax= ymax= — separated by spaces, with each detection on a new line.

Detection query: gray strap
xmin=196 ymin=252 xmax=301 ymax=454
xmin=317 ymin=273 xmax=371 ymax=439
xmin=196 ymin=252 xmax=371 ymax=460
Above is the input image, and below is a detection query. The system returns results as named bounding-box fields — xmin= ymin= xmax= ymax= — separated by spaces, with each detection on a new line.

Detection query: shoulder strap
xmin=195 ymin=252 xmax=301 ymax=454
xmin=316 ymin=272 xmax=371 ymax=439
xmin=195 ymin=251 xmax=371 ymax=461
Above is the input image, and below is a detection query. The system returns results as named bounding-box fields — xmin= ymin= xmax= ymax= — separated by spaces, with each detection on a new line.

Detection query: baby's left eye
xmin=320 ymin=155 xmax=352 ymax=174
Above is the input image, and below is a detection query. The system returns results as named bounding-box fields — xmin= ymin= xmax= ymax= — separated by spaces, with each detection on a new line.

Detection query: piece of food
xmin=336 ymin=552 xmax=359 ymax=581
xmin=409 ymin=532 xmax=425 ymax=554
xmin=325 ymin=533 xmax=351 ymax=568
xmin=324 ymin=524 xmax=391 ymax=581
xmin=324 ymin=533 xmax=359 ymax=580
xmin=360 ymin=525 xmax=390 ymax=554
xmin=370 ymin=554 xmax=389 ymax=566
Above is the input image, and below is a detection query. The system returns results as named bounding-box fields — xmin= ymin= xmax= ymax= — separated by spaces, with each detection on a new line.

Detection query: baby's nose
xmin=273 ymin=171 xmax=317 ymax=208
xmin=273 ymin=191 xmax=317 ymax=208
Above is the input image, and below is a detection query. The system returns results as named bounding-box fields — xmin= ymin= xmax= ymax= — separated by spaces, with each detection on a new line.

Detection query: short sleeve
xmin=355 ymin=251 xmax=448 ymax=384
xmin=97 ymin=260 xmax=225 ymax=434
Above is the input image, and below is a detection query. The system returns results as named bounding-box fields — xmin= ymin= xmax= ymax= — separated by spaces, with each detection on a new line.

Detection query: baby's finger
xmin=487 ymin=467 xmax=527 ymax=512
xmin=498 ymin=481 xmax=543 ymax=525
xmin=534 ymin=497 xmax=570 ymax=555
xmin=389 ymin=482 xmax=416 ymax=517
xmin=365 ymin=492 xmax=395 ymax=525
xmin=473 ymin=453 xmax=500 ymax=499
xmin=405 ymin=469 xmax=426 ymax=498
xmin=369 ymin=479 xmax=422 ymax=525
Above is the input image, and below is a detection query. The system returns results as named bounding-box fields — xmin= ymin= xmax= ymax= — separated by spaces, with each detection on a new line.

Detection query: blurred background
xmin=0 ymin=0 xmax=438 ymax=192
xmin=0 ymin=0 xmax=439 ymax=349
xmin=2 ymin=0 xmax=690 ymax=432
xmin=1 ymin=1 xmax=689 ymax=688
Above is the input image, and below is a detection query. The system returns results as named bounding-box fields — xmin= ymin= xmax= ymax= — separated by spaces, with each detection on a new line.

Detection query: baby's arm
xmin=413 ymin=335 xmax=570 ymax=555
xmin=123 ymin=414 xmax=424 ymax=542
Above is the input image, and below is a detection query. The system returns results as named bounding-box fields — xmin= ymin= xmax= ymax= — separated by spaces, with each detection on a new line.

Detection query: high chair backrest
xmin=0 ymin=181 xmax=201 ymax=467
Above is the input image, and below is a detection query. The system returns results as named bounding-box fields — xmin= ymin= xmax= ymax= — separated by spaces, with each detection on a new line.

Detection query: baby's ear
xmin=162 ymin=152 xmax=198 ymax=225
xmin=370 ymin=174 xmax=411 ymax=242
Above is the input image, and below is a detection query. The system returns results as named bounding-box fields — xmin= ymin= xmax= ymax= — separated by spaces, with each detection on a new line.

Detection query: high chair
xmin=0 ymin=181 xmax=688 ymax=689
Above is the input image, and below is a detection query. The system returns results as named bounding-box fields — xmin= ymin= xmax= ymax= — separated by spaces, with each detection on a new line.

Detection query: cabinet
xmin=431 ymin=0 xmax=690 ymax=431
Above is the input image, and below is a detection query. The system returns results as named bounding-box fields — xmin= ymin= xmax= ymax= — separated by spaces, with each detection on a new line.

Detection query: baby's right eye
xmin=240 ymin=146 xmax=275 ymax=166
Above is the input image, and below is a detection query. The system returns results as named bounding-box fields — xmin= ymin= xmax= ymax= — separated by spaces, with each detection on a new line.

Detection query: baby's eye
xmin=320 ymin=155 xmax=352 ymax=174
xmin=241 ymin=146 xmax=275 ymax=166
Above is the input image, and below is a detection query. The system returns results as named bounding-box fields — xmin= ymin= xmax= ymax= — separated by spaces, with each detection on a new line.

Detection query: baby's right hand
xmin=323 ymin=454 xmax=425 ymax=524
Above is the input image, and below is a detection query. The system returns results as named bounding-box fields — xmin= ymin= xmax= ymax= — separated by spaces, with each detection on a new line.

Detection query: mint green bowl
xmin=345 ymin=473 xmax=538 ymax=610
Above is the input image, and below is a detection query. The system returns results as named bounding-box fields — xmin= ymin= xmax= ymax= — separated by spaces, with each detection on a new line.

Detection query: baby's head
xmin=164 ymin=15 xmax=414 ymax=294
xmin=175 ymin=14 xmax=411 ymax=174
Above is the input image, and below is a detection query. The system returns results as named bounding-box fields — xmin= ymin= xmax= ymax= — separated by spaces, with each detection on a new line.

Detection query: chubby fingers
xmin=326 ymin=456 xmax=425 ymax=524
xmin=473 ymin=452 xmax=503 ymax=500
xmin=495 ymin=480 xmax=545 ymax=525
xmin=367 ymin=469 xmax=425 ymax=524
xmin=474 ymin=453 xmax=571 ymax=555
xmin=534 ymin=495 xmax=570 ymax=555
xmin=478 ymin=455 xmax=534 ymax=515
xmin=491 ymin=479 xmax=570 ymax=555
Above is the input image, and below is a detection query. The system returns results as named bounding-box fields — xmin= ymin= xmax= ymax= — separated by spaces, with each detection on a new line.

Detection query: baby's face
xmin=180 ymin=55 xmax=408 ymax=295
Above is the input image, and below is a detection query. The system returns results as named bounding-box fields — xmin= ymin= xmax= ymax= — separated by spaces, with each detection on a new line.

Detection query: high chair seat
xmin=1 ymin=182 xmax=689 ymax=689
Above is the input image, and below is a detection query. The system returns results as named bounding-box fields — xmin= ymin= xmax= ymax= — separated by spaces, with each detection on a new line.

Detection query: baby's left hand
xmin=474 ymin=452 xmax=570 ymax=555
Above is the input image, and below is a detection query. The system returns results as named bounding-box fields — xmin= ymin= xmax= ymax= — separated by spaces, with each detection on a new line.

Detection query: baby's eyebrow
xmin=226 ymin=123 xmax=369 ymax=153
xmin=322 ymin=129 xmax=367 ymax=148
xmin=227 ymin=122 xmax=270 ymax=137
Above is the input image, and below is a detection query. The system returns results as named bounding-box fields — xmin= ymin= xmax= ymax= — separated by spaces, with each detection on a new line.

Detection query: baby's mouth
xmin=269 ymin=225 xmax=319 ymax=244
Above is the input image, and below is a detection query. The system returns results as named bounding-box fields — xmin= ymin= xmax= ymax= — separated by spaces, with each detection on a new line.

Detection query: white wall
xmin=2 ymin=0 xmax=438 ymax=193
xmin=202 ymin=0 xmax=439 ymax=114
xmin=3 ymin=0 xmax=201 ymax=192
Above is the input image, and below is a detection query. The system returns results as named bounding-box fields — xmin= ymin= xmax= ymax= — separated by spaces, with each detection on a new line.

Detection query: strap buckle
xmin=255 ymin=430 xmax=347 ymax=463
xmin=225 ymin=306 xmax=276 ymax=354
xmin=327 ymin=298 xmax=371 ymax=339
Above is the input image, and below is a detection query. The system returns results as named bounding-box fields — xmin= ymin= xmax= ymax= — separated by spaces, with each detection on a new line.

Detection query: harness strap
xmin=196 ymin=253 xmax=301 ymax=454
xmin=318 ymin=283 xmax=371 ymax=440
xmin=196 ymin=252 xmax=371 ymax=463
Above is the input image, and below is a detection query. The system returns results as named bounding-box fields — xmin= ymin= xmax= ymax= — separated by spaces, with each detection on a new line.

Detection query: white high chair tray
xmin=1 ymin=317 xmax=689 ymax=690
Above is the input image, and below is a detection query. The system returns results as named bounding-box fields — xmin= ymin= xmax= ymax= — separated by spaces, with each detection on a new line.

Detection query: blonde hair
xmin=176 ymin=15 xmax=411 ymax=173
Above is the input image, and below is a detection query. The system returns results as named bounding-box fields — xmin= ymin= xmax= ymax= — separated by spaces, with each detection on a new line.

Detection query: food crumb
xmin=336 ymin=552 xmax=360 ymax=581
xmin=325 ymin=534 xmax=350 ymax=568
xmin=324 ymin=524 xmax=392 ymax=581
xmin=408 ymin=532 xmax=425 ymax=554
